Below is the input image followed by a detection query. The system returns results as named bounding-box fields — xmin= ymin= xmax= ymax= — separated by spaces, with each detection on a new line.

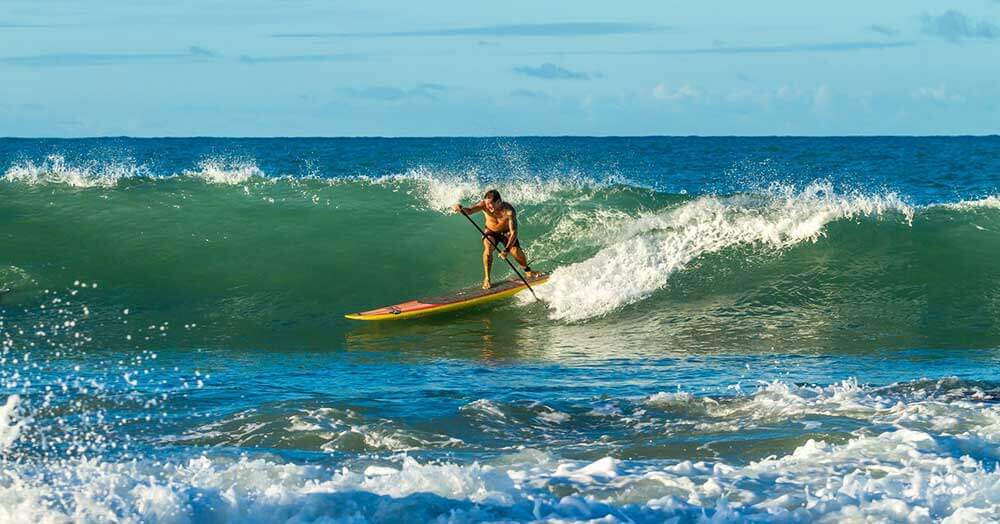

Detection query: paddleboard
xmin=345 ymin=272 xmax=549 ymax=321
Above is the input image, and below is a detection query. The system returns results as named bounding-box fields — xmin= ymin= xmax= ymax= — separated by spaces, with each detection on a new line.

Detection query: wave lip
xmin=2 ymin=155 xmax=271 ymax=188
xmin=163 ymin=404 xmax=463 ymax=453
xmin=181 ymin=158 xmax=267 ymax=185
xmin=2 ymin=155 xmax=149 ymax=188
xmin=942 ymin=195 xmax=1000 ymax=210
xmin=350 ymin=166 xmax=629 ymax=212
xmin=540 ymin=183 xmax=914 ymax=321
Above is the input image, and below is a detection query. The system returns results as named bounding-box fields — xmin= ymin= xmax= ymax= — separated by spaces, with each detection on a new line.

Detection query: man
xmin=452 ymin=189 xmax=540 ymax=289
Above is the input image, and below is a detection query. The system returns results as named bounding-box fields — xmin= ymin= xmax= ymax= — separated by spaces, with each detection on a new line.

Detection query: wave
xmin=2 ymin=155 xmax=272 ymax=188
xmin=3 ymin=164 xmax=1000 ymax=340
xmin=2 ymin=154 xmax=152 ymax=188
xmin=538 ymin=182 xmax=914 ymax=320
xmin=0 ymin=156 xmax=626 ymax=217
xmin=3 ymin=293 xmax=1000 ymax=521
xmin=165 ymin=403 xmax=463 ymax=452
xmin=647 ymin=377 xmax=1000 ymax=439
xmin=348 ymin=166 xmax=632 ymax=212
xmin=4 ymin=378 xmax=1000 ymax=522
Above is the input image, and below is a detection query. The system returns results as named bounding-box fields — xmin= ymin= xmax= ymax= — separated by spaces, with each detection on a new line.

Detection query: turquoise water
xmin=1 ymin=137 xmax=1000 ymax=522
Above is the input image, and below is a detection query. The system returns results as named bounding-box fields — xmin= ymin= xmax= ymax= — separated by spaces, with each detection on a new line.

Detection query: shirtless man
xmin=452 ymin=189 xmax=540 ymax=289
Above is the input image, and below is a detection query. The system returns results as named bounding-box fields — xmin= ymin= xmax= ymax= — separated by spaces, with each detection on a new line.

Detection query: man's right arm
xmin=453 ymin=200 xmax=484 ymax=214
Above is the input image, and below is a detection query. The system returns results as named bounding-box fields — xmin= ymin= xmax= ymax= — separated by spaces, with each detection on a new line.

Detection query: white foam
xmin=553 ymin=456 xmax=620 ymax=482
xmin=942 ymin=195 xmax=1000 ymax=210
xmin=528 ymin=207 xmax=644 ymax=262
xmin=535 ymin=409 xmax=571 ymax=425
xmin=541 ymin=183 xmax=913 ymax=321
xmin=460 ymin=399 xmax=509 ymax=420
xmin=701 ymin=378 xmax=885 ymax=423
xmin=644 ymin=378 xmax=1000 ymax=454
xmin=646 ymin=391 xmax=697 ymax=408
xmin=2 ymin=155 xmax=148 ymax=188
xmin=4 ymin=378 xmax=1000 ymax=521
xmin=2 ymin=155 xmax=276 ymax=188
xmin=5 ymin=423 xmax=1000 ymax=522
xmin=169 ymin=406 xmax=462 ymax=452
xmin=182 ymin=158 xmax=266 ymax=185
xmin=0 ymin=395 xmax=24 ymax=451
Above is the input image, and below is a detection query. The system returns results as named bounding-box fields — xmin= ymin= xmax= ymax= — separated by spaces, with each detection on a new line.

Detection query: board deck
xmin=345 ymin=272 xmax=549 ymax=321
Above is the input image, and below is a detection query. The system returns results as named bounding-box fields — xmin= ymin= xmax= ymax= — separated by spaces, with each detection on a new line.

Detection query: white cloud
xmin=652 ymin=84 xmax=700 ymax=102
xmin=912 ymin=86 xmax=964 ymax=104
xmin=776 ymin=85 xmax=803 ymax=102
xmin=724 ymin=88 xmax=777 ymax=107
xmin=725 ymin=88 xmax=757 ymax=103
xmin=812 ymin=85 xmax=831 ymax=111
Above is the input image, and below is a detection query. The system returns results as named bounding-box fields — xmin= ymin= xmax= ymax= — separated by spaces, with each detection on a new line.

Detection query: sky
xmin=1 ymin=0 xmax=998 ymax=136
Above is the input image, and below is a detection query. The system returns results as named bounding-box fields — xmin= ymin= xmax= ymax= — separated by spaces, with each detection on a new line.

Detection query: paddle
xmin=459 ymin=208 xmax=540 ymax=301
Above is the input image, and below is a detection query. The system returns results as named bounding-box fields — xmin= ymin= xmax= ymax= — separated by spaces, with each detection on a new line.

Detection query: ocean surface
xmin=1 ymin=136 xmax=999 ymax=522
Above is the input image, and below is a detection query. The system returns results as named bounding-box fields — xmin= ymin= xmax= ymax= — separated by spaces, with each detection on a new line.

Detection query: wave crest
xmin=2 ymin=155 xmax=148 ymax=188
xmin=943 ymin=195 xmax=1000 ymax=210
xmin=354 ymin=166 xmax=626 ymax=212
xmin=540 ymin=183 xmax=914 ymax=321
xmin=181 ymin=158 xmax=266 ymax=185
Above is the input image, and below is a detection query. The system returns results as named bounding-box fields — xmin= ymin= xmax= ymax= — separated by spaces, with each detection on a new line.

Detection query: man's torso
xmin=483 ymin=203 xmax=514 ymax=232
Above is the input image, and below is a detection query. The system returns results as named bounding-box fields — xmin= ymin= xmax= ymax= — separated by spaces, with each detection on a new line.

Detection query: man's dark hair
xmin=483 ymin=189 xmax=501 ymax=202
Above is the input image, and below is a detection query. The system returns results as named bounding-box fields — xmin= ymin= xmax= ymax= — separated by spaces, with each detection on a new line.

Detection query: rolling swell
xmin=2 ymin=157 xmax=1000 ymax=350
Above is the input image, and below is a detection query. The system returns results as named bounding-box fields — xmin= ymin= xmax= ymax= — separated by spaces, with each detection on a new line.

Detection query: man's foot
xmin=482 ymin=279 xmax=492 ymax=289
xmin=524 ymin=268 xmax=542 ymax=279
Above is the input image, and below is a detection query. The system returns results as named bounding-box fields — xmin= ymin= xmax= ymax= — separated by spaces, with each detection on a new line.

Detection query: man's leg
xmin=508 ymin=246 xmax=539 ymax=277
xmin=482 ymin=238 xmax=494 ymax=289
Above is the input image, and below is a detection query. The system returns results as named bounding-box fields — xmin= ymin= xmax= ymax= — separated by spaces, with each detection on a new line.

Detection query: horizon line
xmin=2 ymin=134 xmax=999 ymax=140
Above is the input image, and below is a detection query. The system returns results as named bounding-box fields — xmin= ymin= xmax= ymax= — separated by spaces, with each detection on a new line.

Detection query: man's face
xmin=484 ymin=198 xmax=499 ymax=212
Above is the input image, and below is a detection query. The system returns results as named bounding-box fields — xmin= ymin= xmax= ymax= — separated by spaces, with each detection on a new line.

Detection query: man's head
xmin=483 ymin=189 xmax=502 ymax=212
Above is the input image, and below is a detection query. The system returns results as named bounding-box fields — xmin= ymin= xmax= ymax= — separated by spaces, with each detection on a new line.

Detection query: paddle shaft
xmin=459 ymin=209 xmax=539 ymax=301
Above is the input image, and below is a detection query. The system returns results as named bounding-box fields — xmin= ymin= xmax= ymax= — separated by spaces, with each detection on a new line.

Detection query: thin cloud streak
xmin=680 ymin=41 xmax=913 ymax=54
xmin=509 ymin=89 xmax=550 ymax=100
xmin=0 ymin=48 xmax=215 ymax=67
xmin=514 ymin=63 xmax=590 ymax=80
xmin=189 ymin=46 xmax=216 ymax=57
xmin=273 ymin=22 xmax=667 ymax=39
xmin=340 ymin=84 xmax=448 ymax=101
xmin=0 ymin=21 xmax=65 ymax=28
xmin=240 ymin=53 xmax=363 ymax=64
xmin=868 ymin=25 xmax=899 ymax=37
xmin=522 ymin=40 xmax=913 ymax=56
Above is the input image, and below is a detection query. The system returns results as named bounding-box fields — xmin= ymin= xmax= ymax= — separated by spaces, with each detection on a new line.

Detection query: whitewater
xmin=2 ymin=136 xmax=1000 ymax=522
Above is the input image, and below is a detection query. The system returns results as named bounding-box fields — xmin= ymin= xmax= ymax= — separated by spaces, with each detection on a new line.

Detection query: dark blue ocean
xmin=1 ymin=137 xmax=1000 ymax=522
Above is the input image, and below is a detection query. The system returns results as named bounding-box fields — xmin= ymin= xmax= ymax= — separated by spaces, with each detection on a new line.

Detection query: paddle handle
xmin=459 ymin=208 xmax=540 ymax=301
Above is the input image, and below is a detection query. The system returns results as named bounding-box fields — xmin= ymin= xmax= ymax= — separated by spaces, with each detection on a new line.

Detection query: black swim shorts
xmin=484 ymin=229 xmax=520 ymax=249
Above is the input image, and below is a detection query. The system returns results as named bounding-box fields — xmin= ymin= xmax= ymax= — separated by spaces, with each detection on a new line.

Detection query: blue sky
xmin=1 ymin=0 xmax=998 ymax=136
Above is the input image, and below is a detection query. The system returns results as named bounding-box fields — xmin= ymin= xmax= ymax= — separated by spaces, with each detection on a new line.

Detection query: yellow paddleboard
xmin=345 ymin=273 xmax=549 ymax=321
